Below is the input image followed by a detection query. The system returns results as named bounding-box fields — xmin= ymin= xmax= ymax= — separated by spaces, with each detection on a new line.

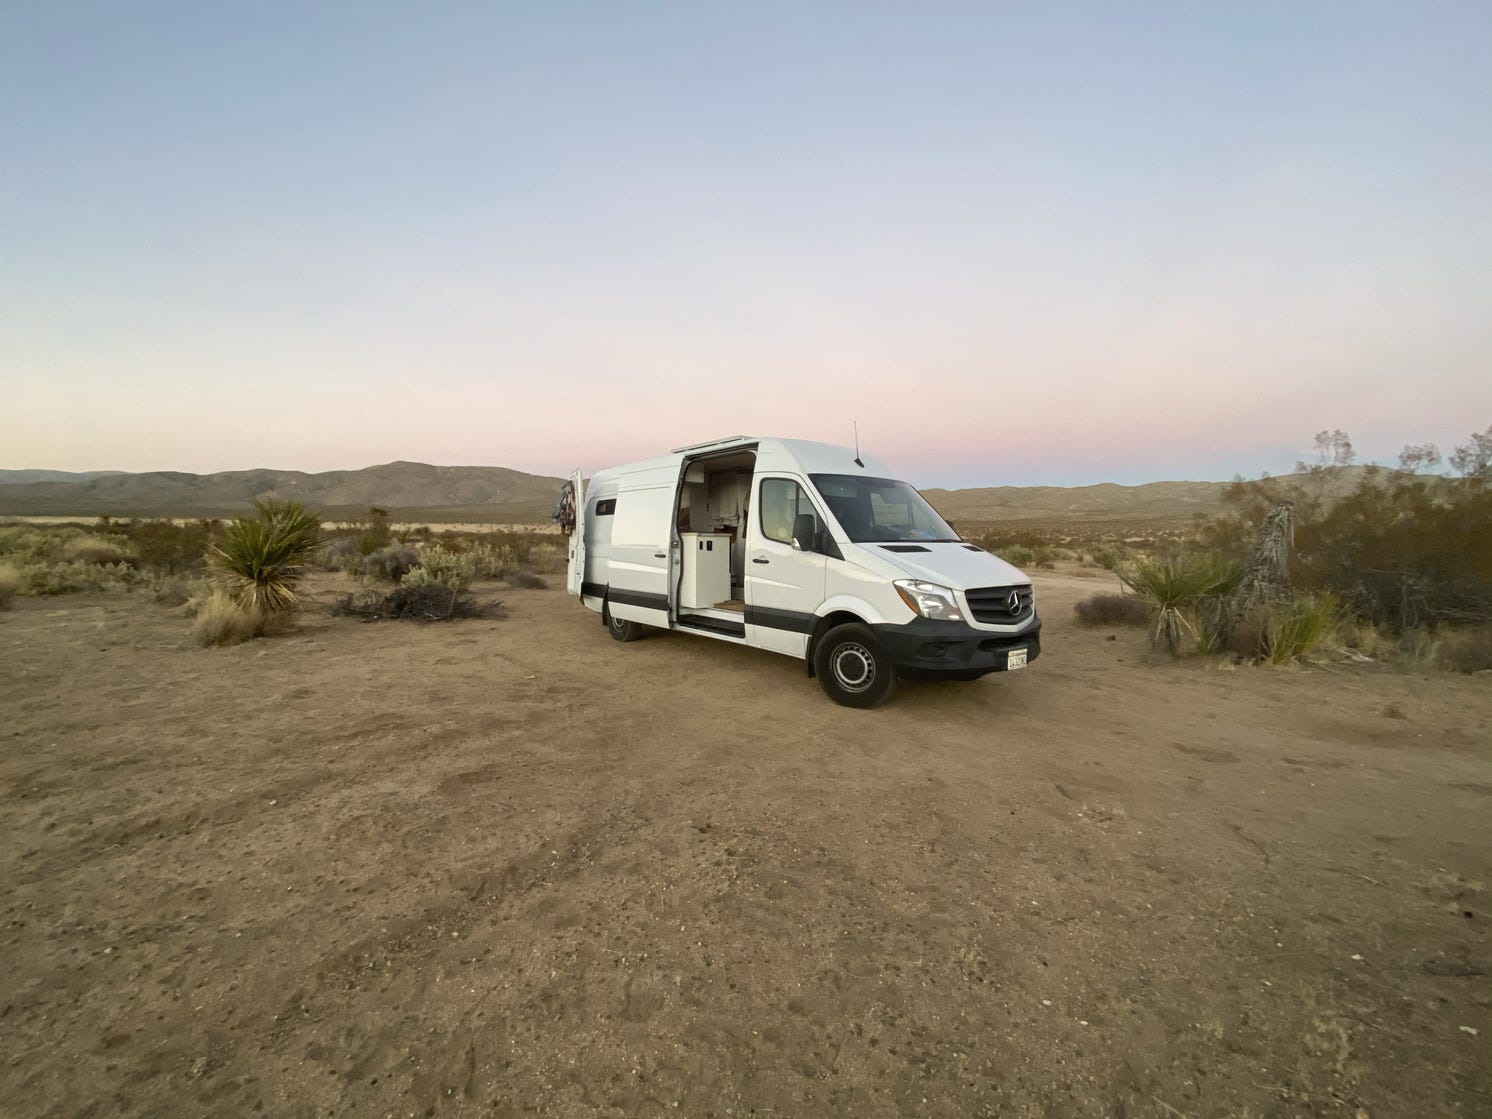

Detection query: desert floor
xmin=2 ymin=570 xmax=1488 ymax=1118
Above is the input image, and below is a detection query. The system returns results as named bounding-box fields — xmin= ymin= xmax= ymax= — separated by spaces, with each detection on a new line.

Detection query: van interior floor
xmin=714 ymin=600 xmax=744 ymax=612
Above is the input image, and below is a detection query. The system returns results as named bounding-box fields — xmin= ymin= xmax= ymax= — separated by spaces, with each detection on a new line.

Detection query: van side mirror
xmin=791 ymin=513 xmax=817 ymax=553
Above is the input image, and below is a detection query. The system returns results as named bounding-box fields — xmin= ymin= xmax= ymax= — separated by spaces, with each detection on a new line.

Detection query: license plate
xmin=1007 ymin=648 xmax=1028 ymax=670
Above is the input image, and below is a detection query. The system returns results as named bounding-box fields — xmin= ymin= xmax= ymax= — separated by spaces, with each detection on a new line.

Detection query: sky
xmin=2 ymin=3 xmax=1489 ymax=489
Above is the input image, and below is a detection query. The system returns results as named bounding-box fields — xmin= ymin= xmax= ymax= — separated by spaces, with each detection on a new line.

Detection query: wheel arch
xmin=805 ymin=609 xmax=869 ymax=677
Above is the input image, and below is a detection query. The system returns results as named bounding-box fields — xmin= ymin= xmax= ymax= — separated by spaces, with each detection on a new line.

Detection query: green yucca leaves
xmin=1120 ymin=554 xmax=1244 ymax=654
xmin=208 ymin=497 xmax=322 ymax=615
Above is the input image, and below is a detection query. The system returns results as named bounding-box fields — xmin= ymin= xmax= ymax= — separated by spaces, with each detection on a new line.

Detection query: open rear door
xmin=564 ymin=468 xmax=586 ymax=597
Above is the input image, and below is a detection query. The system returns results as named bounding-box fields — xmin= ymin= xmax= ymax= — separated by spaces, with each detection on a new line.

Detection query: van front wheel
xmin=813 ymin=623 xmax=896 ymax=708
xmin=605 ymin=603 xmax=645 ymax=643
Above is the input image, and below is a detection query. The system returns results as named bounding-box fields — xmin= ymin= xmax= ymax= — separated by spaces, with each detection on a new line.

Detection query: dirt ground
xmin=2 ymin=569 xmax=1489 ymax=1119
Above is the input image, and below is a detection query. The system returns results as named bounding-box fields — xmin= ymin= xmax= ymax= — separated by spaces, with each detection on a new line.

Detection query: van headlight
xmin=894 ymin=580 xmax=964 ymax=621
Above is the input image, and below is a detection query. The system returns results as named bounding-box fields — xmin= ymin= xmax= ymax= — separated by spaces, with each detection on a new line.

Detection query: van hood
xmin=866 ymin=542 xmax=1030 ymax=589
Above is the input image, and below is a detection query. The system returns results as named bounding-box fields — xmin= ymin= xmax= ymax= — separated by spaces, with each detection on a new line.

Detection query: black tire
xmin=813 ymin=623 xmax=897 ymax=708
xmin=604 ymin=602 xmax=645 ymax=643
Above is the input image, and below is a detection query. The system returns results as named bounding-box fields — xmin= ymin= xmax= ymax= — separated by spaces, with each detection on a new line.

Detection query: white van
xmin=556 ymin=436 xmax=1040 ymax=707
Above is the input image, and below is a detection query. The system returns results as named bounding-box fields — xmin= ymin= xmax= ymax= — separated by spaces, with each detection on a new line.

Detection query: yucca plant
xmin=1261 ymin=592 xmax=1339 ymax=664
xmin=208 ymin=497 xmax=322 ymax=616
xmin=1120 ymin=553 xmax=1244 ymax=654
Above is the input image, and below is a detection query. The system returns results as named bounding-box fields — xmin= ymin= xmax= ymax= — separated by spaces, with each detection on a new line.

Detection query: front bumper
xmin=872 ymin=615 xmax=1042 ymax=680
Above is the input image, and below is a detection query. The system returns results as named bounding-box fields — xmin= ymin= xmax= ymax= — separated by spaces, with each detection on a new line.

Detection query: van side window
xmin=760 ymin=479 xmax=818 ymax=544
xmin=595 ymin=498 xmax=616 ymax=516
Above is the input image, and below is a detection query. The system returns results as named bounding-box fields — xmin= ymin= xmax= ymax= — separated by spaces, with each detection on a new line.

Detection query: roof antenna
xmin=853 ymin=421 xmax=865 ymax=468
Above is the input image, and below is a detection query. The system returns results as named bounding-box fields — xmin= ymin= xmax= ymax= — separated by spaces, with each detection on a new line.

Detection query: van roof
xmin=591 ymin=438 xmax=893 ymax=482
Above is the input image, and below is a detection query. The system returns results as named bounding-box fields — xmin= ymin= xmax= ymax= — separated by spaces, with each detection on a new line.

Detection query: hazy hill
xmin=0 ymin=469 xmax=127 ymax=485
xmin=0 ymin=460 xmax=1390 ymax=525
xmin=922 ymin=479 xmax=1234 ymax=523
xmin=0 ymin=461 xmax=564 ymax=520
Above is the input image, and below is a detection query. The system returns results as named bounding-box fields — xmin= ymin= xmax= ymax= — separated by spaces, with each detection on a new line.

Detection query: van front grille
xmin=964 ymin=585 xmax=1033 ymax=624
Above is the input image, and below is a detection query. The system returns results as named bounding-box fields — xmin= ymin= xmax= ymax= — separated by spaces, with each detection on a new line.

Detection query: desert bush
xmin=208 ymin=497 xmax=322 ymax=614
xmin=321 ymin=536 xmax=362 ymax=571
xmin=1219 ymin=466 xmax=1492 ymax=630
xmin=1073 ymin=593 xmax=1148 ymax=627
xmin=152 ymin=578 xmax=192 ymax=607
xmin=192 ymin=591 xmax=263 ymax=646
xmin=1437 ymin=626 xmax=1492 ymax=673
xmin=361 ymin=543 xmax=418 ymax=582
xmin=406 ymin=545 xmax=477 ymax=592
xmin=333 ymin=583 xmax=495 ymax=622
xmin=1120 ymin=553 xmax=1243 ymax=654
xmin=27 ymin=560 xmax=140 ymax=595
xmin=0 ymin=564 xmax=20 ymax=609
xmin=355 ymin=506 xmax=393 ymax=556
xmin=507 ymin=569 xmax=548 ymax=590
xmin=61 ymin=534 xmax=134 ymax=567
xmin=1000 ymin=544 xmax=1035 ymax=567
xmin=121 ymin=518 xmax=213 ymax=574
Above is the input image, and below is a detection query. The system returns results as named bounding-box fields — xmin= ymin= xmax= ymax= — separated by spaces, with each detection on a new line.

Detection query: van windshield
xmin=809 ymin=475 xmax=959 ymax=543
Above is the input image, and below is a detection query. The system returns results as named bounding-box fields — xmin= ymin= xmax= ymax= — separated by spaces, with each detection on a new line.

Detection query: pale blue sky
xmin=3 ymin=2 xmax=1489 ymax=487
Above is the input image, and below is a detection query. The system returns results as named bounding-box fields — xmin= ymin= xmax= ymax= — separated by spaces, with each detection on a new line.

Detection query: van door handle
xmin=654 ymin=552 xmax=667 ymax=558
xmin=752 ymin=557 xmax=770 ymax=565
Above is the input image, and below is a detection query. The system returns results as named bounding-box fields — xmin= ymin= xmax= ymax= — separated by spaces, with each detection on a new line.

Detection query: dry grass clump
xmin=507 ymin=569 xmax=548 ymax=590
xmin=1258 ymin=592 xmax=1340 ymax=664
xmin=0 ymin=564 xmax=20 ymax=609
xmin=1073 ymin=593 xmax=1148 ymax=627
xmin=1436 ymin=626 xmax=1492 ymax=673
xmin=192 ymin=591 xmax=263 ymax=646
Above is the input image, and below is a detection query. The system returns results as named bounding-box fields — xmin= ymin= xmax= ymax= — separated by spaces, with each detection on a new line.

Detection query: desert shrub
xmin=152 ymin=578 xmax=192 ymax=607
xmin=27 ymin=560 xmax=140 ymax=595
xmin=1120 ymin=553 xmax=1243 ymax=654
xmin=507 ymin=569 xmax=548 ymax=590
xmin=0 ymin=564 xmax=19 ymax=609
xmin=60 ymin=534 xmax=133 ymax=567
xmin=322 ymin=535 xmax=362 ymax=570
xmin=121 ymin=519 xmax=213 ymax=574
xmin=1434 ymin=626 xmax=1492 ymax=673
xmin=361 ymin=543 xmax=418 ymax=582
xmin=208 ymin=497 xmax=322 ymax=614
xmin=1219 ymin=467 xmax=1492 ymax=630
xmin=1000 ymin=544 xmax=1035 ymax=567
xmin=406 ymin=545 xmax=477 ymax=592
xmin=192 ymin=591 xmax=263 ymax=646
xmin=1256 ymin=592 xmax=1340 ymax=664
xmin=355 ymin=506 xmax=393 ymax=556
xmin=333 ymin=583 xmax=495 ymax=622
xmin=1073 ymin=593 xmax=1148 ymax=627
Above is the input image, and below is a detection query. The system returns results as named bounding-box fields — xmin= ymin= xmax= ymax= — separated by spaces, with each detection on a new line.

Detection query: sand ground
xmin=2 ymin=570 xmax=1488 ymax=1118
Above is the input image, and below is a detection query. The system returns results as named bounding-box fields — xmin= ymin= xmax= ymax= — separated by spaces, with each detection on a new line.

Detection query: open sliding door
xmin=564 ymin=468 xmax=586 ymax=597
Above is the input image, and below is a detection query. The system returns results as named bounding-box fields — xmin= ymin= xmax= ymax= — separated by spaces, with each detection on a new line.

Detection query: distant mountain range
xmin=0 ymin=459 xmax=1373 ymax=524
xmin=0 ymin=469 xmax=128 ymax=484
xmin=0 ymin=461 xmax=565 ymax=521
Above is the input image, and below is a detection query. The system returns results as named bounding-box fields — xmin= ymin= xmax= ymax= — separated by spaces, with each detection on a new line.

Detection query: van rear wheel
xmin=813 ymin=623 xmax=896 ymax=708
xmin=604 ymin=603 xmax=645 ymax=643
